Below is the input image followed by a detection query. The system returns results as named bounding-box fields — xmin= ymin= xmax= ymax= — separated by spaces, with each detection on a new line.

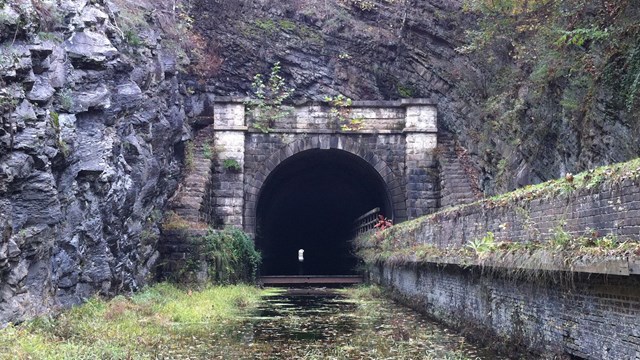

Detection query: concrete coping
xmin=398 ymin=98 xmax=436 ymax=106
xmin=213 ymin=96 xmax=436 ymax=108
xmin=213 ymin=126 xmax=249 ymax=131
xmin=351 ymin=99 xmax=435 ymax=107
xmin=402 ymin=127 xmax=438 ymax=133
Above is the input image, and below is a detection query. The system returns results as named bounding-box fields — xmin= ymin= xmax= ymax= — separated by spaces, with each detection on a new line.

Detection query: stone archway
xmin=243 ymin=134 xmax=405 ymax=237
xmin=244 ymin=135 xmax=404 ymax=275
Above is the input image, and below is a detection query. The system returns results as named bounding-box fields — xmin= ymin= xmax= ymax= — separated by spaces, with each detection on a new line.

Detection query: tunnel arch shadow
xmin=245 ymin=135 xmax=404 ymax=276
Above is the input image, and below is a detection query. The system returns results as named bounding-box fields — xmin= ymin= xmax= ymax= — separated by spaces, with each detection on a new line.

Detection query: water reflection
xmin=156 ymin=287 xmax=503 ymax=359
xmin=246 ymin=289 xmax=357 ymax=343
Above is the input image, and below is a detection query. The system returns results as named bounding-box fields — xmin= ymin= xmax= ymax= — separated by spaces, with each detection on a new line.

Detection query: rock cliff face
xmin=1 ymin=0 xmax=639 ymax=324
xmin=0 ymin=0 xmax=199 ymax=323
xmin=192 ymin=0 xmax=640 ymax=194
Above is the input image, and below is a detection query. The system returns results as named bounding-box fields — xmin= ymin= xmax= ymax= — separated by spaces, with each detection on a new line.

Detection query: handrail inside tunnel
xmin=352 ymin=207 xmax=381 ymax=238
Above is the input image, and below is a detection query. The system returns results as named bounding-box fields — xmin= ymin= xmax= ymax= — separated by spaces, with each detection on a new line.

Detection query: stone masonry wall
xmin=209 ymin=131 xmax=245 ymax=227
xmin=367 ymin=169 xmax=640 ymax=358
xmin=438 ymin=134 xmax=481 ymax=208
xmin=167 ymin=126 xmax=215 ymax=224
xmin=405 ymin=178 xmax=640 ymax=250
xmin=372 ymin=264 xmax=640 ymax=359
xmin=207 ymin=98 xmax=441 ymax=234
xmin=243 ymin=132 xmax=409 ymax=223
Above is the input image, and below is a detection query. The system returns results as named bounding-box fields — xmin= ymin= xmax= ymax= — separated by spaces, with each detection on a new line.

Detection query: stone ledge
xmin=351 ymin=99 xmax=434 ymax=107
xmin=402 ymin=127 xmax=438 ymax=133
xmin=399 ymin=98 xmax=436 ymax=106
xmin=212 ymin=126 xmax=249 ymax=131
xmin=246 ymin=129 xmax=405 ymax=134
xmin=379 ymin=251 xmax=640 ymax=276
xmin=214 ymin=97 xmax=436 ymax=107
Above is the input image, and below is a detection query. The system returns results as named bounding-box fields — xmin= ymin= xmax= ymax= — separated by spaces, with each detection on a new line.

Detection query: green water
xmin=155 ymin=288 xmax=502 ymax=359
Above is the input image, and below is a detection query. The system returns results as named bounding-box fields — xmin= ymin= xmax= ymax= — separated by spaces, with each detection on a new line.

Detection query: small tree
xmin=324 ymin=94 xmax=364 ymax=131
xmin=248 ymin=62 xmax=294 ymax=133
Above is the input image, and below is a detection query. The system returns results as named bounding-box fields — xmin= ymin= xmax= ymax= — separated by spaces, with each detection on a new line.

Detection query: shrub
xmin=198 ymin=228 xmax=261 ymax=284
xmin=324 ymin=94 xmax=364 ymax=131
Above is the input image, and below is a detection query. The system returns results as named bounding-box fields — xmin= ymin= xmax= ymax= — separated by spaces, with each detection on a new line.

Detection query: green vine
xmin=49 ymin=111 xmax=69 ymax=157
xmin=0 ymin=84 xmax=17 ymax=151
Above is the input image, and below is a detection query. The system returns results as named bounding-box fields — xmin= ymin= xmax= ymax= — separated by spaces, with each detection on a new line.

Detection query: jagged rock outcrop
xmin=0 ymin=0 xmax=203 ymax=323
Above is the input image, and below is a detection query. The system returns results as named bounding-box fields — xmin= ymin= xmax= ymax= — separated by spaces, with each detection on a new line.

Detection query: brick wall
xmin=242 ymin=132 xmax=414 ymax=236
xmin=438 ymin=134 xmax=480 ymax=208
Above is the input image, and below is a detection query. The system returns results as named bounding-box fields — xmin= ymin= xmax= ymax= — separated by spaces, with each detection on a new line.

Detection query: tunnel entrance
xmin=255 ymin=149 xmax=393 ymax=276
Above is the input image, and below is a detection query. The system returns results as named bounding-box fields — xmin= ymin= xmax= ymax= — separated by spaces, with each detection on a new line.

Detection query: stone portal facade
xmin=166 ymin=97 xmax=482 ymax=235
xmin=181 ymin=98 xmax=450 ymax=235
xmin=161 ymin=97 xmax=480 ymax=278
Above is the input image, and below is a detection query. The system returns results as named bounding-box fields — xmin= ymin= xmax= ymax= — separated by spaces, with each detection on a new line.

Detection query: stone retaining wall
xmin=372 ymin=264 xmax=640 ymax=359
xmin=367 ymin=168 xmax=640 ymax=358
xmin=408 ymin=178 xmax=640 ymax=249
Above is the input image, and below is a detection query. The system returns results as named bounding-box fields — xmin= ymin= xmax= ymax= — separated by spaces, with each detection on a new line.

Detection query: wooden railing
xmin=352 ymin=207 xmax=381 ymax=237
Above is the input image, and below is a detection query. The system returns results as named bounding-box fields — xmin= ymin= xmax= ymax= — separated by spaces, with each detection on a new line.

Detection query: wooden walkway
xmin=259 ymin=275 xmax=364 ymax=286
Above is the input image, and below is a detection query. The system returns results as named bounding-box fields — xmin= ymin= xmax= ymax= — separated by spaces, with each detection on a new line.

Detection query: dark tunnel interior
xmin=255 ymin=149 xmax=393 ymax=275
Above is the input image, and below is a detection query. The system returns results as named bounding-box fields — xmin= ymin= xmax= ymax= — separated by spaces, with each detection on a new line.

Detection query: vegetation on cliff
xmin=460 ymin=0 xmax=640 ymax=192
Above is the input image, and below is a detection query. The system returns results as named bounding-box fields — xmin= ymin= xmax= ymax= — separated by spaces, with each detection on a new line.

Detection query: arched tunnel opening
xmin=255 ymin=148 xmax=393 ymax=275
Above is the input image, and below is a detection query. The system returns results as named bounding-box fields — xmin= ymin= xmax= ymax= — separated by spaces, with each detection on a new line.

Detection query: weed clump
xmin=196 ymin=227 xmax=262 ymax=284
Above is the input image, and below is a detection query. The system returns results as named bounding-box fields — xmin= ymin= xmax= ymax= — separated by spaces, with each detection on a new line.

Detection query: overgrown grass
xmin=1 ymin=285 xmax=492 ymax=359
xmin=484 ymin=157 xmax=640 ymax=206
xmin=356 ymin=229 xmax=640 ymax=281
xmin=343 ymin=284 xmax=384 ymax=300
xmin=0 ymin=284 xmax=260 ymax=360
xmin=161 ymin=211 xmax=207 ymax=231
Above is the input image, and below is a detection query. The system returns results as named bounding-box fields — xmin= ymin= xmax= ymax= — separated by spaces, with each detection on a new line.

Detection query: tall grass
xmin=0 ymin=283 xmax=260 ymax=360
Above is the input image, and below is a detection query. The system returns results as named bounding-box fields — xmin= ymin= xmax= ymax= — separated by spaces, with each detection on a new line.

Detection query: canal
xmin=156 ymin=286 xmax=502 ymax=359
xmin=0 ymin=284 xmax=507 ymax=359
